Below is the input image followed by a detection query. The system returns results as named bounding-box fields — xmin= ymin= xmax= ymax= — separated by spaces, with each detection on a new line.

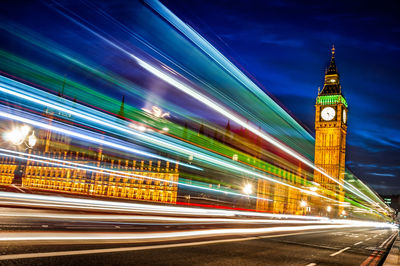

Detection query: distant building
xmin=384 ymin=198 xmax=392 ymax=205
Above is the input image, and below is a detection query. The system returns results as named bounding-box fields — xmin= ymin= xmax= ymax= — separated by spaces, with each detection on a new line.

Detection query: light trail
xmin=0 ymin=77 xmax=359 ymax=208
xmin=0 ymin=106 xmax=351 ymax=207
xmin=0 ymin=83 xmax=201 ymax=171
xmin=0 ymin=148 xmax=271 ymax=202
xmin=0 ymin=223 xmax=395 ymax=243
xmin=2 ymin=191 xmax=395 ymax=225
xmin=0 ymin=191 xmax=324 ymax=220
xmin=0 ymin=209 xmax=329 ymax=224
xmin=0 ymin=107 xmax=200 ymax=172
xmin=0 ymin=208 xmax=393 ymax=227
xmin=0 ymin=77 xmax=388 ymax=215
xmin=133 ymin=57 xmax=389 ymax=214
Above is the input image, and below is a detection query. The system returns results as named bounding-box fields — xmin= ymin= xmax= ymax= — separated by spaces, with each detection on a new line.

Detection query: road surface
xmin=0 ymin=207 xmax=397 ymax=266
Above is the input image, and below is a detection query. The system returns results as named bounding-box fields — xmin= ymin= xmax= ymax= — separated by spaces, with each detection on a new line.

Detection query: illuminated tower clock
xmin=314 ymin=46 xmax=348 ymax=215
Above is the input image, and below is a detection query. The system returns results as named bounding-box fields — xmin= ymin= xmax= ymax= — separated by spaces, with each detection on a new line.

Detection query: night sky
xmin=1 ymin=0 xmax=399 ymax=195
xmin=163 ymin=0 xmax=400 ymax=195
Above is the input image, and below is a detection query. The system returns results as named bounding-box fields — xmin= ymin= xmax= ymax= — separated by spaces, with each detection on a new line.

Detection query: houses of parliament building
xmin=0 ymin=104 xmax=180 ymax=204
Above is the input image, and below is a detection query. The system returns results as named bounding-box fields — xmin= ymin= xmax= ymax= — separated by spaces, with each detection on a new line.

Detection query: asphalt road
xmin=0 ymin=191 xmax=397 ymax=266
xmin=0 ymin=225 xmax=397 ymax=266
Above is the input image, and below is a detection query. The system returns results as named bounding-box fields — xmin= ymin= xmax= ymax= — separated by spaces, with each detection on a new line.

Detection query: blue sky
xmin=163 ymin=0 xmax=400 ymax=194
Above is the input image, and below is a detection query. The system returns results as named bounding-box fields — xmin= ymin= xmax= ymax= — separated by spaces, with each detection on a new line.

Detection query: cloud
xmin=259 ymin=35 xmax=304 ymax=48
xmin=369 ymin=173 xmax=396 ymax=177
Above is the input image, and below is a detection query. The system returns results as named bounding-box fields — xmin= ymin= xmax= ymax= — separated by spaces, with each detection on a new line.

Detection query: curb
xmin=383 ymin=232 xmax=399 ymax=266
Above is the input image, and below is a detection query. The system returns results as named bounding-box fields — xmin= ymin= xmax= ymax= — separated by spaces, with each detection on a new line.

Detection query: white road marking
xmin=329 ymin=247 xmax=350 ymax=257
xmin=306 ymin=263 xmax=316 ymax=266
xmin=0 ymin=230 xmax=332 ymax=261
xmin=379 ymin=232 xmax=398 ymax=248
xmin=354 ymin=241 xmax=363 ymax=246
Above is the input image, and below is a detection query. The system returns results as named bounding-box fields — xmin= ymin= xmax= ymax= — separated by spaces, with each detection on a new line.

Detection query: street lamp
xmin=3 ymin=125 xmax=37 ymax=149
xmin=3 ymin=125 xmax=37 ymax=186
xmin=300 ymin=200 xmax=308 ymax=215
xmin=243 ymin=183 xmax=252 ymax=195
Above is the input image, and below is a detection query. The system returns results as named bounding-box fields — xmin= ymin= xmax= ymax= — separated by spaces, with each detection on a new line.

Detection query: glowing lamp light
xmin=162 ymin=127 xmax=169 ymax=132
xmin=341 ymin=210 xmax=346 ymax=216
xmin=243 ymin=183 xmax=252 ymax=195
xmin=327 ymin=206 xmax=332 ymax=212
xmin=300 ymin=201 xmax=307 ymax=207
xmin=232 ymin=154 xmax=238 ymax=161
xmin=310 ymin=187 xmax=318 ymax=192
xmin=28 ymin=131 xmax=37 ymax=148
xmin=21 ymin=125 xmax=31 ymax=136
xmin=3 ymin=125 xmax=32 ymax=146
xmin=142 ymin=106 xmax=170 ymax=119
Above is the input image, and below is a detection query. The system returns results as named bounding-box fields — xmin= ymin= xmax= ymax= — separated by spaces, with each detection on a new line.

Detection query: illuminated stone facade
xmin=256 ymin=165 xmax=305 ymax=215
xmin=314 ymin=47 xmax=348 ymax=215
xmin=0 ymin=151 xmax=179 ymax=203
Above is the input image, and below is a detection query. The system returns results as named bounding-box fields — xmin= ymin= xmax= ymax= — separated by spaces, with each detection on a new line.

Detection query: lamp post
xmin=243 ymin=183 xmax=253 ymax=209
xmin=326 ymin=205 xmax=332 ymax=218
xmin=3 ymin=125 xmax=37 ymax=186
xmin=300 ymin=200 xmax=307 ymax=215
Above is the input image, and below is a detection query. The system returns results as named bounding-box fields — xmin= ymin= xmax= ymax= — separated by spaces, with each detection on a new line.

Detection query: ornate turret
xmin=326 ymin=45 xmax=338 ymax=75
xmin=319 ymin=45 xmax=342 ymax=96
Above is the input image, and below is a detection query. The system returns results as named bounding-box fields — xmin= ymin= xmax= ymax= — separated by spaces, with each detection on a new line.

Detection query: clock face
xmin=343 ymin=109 xmax=347 ymax=123
xmin=321 ymin=107 xmax=336 ymax=121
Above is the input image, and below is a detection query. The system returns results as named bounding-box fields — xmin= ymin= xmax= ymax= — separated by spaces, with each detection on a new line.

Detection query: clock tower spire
xmin=314 ymin=46 xmax=348 ymax=217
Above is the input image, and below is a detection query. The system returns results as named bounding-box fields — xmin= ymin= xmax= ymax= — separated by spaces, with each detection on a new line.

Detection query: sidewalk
xmin=384 ymin=233 xmax=400 ymax=266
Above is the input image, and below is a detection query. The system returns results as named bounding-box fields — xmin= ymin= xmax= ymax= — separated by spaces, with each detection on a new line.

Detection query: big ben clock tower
xmin=314 ymin=46 xmax=348 ymax=215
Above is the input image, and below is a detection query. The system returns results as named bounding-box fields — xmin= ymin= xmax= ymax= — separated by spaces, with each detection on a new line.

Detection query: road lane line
xmin=0 ymin=230 xmax=338 ymax=261
xmin=329 ymin=247 xmax=350 ymax=257
xmin=354 ymin=241 xmax=363 ymax=246
xmin=360 ymin=231 xmax=398 ymax=266
xmin=305 ymin=263 xmax=316 ymax=266
xmin=379 ymin=232 xmax=397 ymax=248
